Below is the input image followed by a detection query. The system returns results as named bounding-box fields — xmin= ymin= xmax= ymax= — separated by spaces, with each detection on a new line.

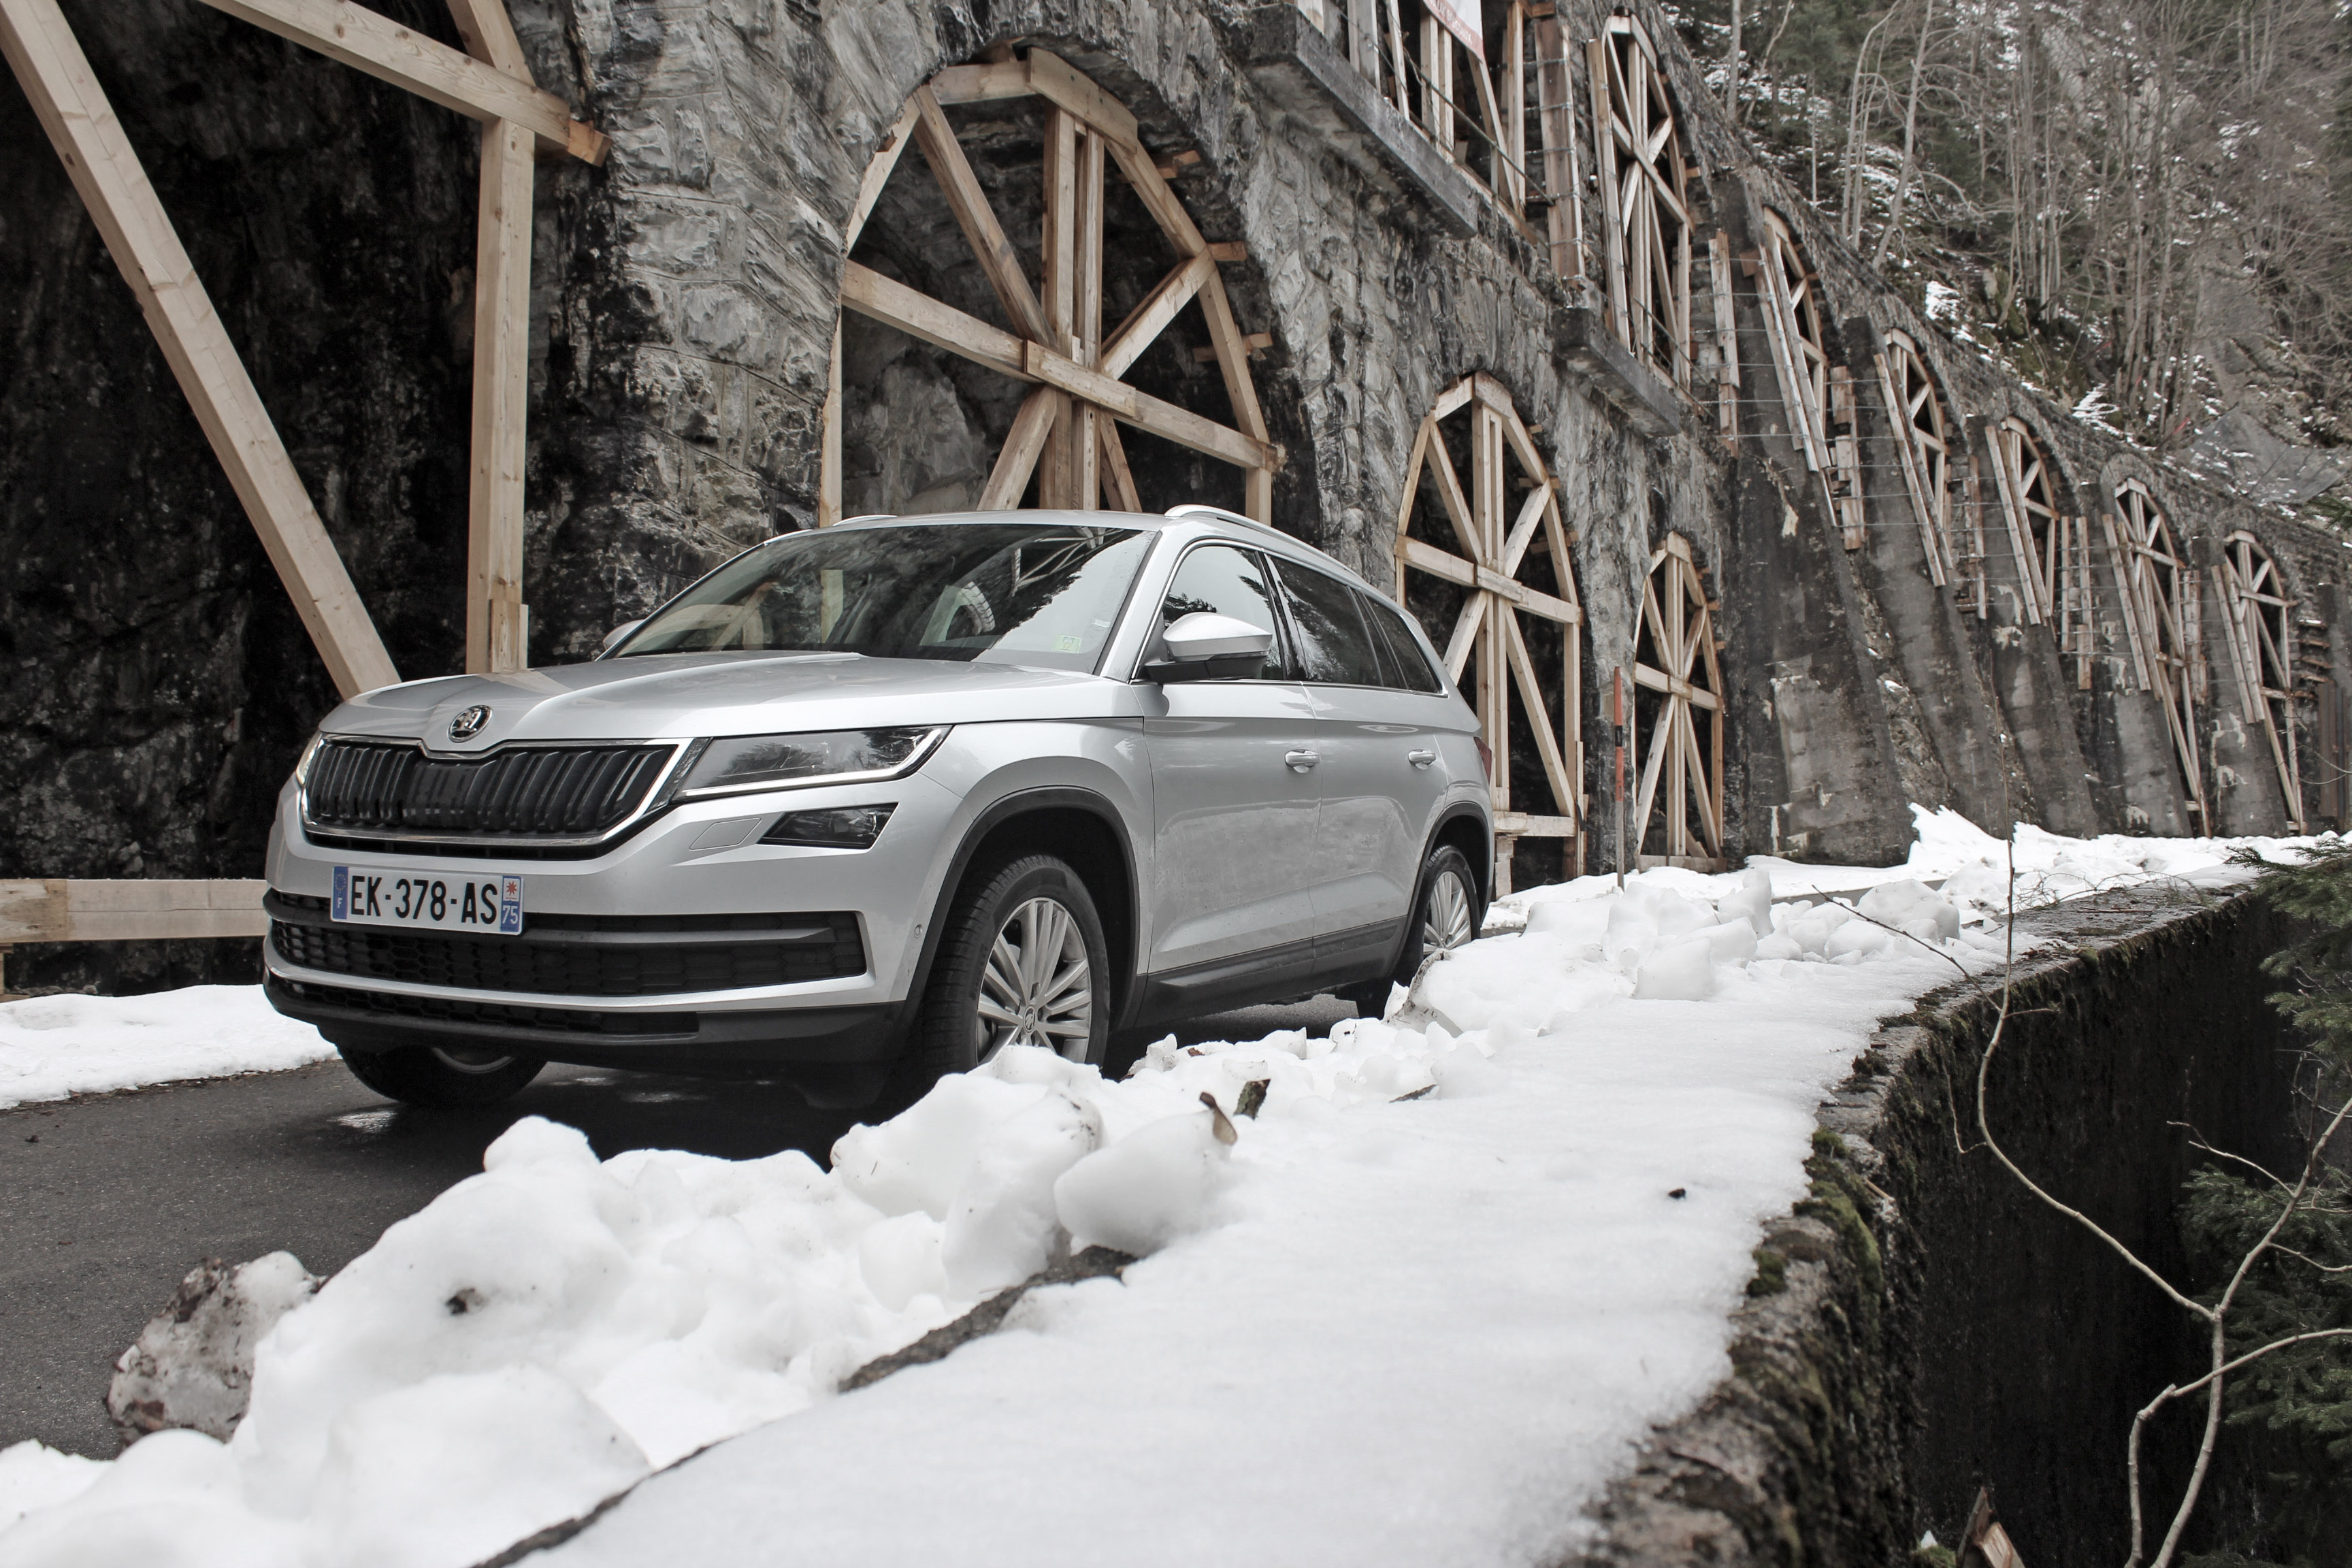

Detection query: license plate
xmin=332 ymin=867 xmax=523 ymax=935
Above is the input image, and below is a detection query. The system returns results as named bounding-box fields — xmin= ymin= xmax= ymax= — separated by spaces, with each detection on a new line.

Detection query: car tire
xmin=913 ymin=852 xmax=1111 ymax=1081
xmin=1344 ymin=843 xmax=1484 ymax=1015
xmin=338 ymin=1043 xmax=544 ymax=1109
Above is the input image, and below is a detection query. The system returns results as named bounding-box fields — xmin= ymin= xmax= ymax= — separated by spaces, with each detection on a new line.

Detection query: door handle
xmin=1284 ymin=749 xmax=1320 ymax=771
xmin=1407 ymin=749 xmax=1438 ymax=768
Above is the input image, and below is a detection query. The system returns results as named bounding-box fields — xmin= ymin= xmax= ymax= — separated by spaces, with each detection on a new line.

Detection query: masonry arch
xmin=1631 ymin=532 xmax=1725 ymax=870
xmin=1987 ymin=415 xmax=2091 ymax=657
xmin=819 ymin=49 xmax=1280 ymax=525
xmin=1589 ymin=12 xmax=1693 ymax=388
xmin=1754 ymin=210 xmax=1865 ymax=544
xmin=1874 ymin=327 xmax=1962 ymax=588
xmin=2217 ymin=529 xmax=2304 ymax=828
xmin=1391 ymin=373 xmax=1584 ymax=892
xmin=2107 ymin=478 xmax=2206 ymax=823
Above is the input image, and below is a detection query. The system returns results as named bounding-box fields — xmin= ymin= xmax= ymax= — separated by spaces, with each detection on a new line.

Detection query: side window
xmin=1273 ymin=560 xmax=1384 ymax=687
xmin=1158 ymin=544 xmax=1284 ymax=680
xmin=1359 ymin=591 xmax=1446 ymax=694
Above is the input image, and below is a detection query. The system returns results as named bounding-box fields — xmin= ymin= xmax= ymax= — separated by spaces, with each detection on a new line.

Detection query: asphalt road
xmin=0 ymin=998 xmax=1350 ymax=1459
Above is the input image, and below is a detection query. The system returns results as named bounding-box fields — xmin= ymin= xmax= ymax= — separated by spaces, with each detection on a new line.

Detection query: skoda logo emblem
xmin=448 ymin=705 xmax=492 ymax=742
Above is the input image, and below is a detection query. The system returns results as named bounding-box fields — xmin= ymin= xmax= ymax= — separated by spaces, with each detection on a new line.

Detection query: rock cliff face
xmin=2 ymin=0 xmax=2344 ymax=992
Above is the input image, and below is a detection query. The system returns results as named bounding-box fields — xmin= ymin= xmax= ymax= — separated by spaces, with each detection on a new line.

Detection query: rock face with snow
xmin=108 ymin=1254 xmax=321 ymax=1444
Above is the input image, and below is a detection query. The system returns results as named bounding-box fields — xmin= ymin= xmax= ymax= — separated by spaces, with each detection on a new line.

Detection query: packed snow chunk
xmin=0 ymin=1430 xmax=307 ymax=1568
xmin=1718 ymin=864 xmax=1776 ymax=936
xmin=109 ymin=1252 xmax=321 ymax=1443
xmin=0 ymin=985 xmax=332 ymax=1111
xmin=1054 ymin=1110 xmax=1232 ymax=1257
xmin=1778 ymin=902 xmax=1855 ymax=956
xmin=1690 ymin=920 xmax=1759 ymax=966
xmin=1432 ymin=1041 xmax=1509 ymax=1098
xmin=1754 ymin=932 xmax=1805 ymax=962
xmin=1632 ymin=936 xmax=1719 ymax=1001
xmin=0 ymin=1443 xmax=103 ymax=1534
xmin=307 ymin=1367 xmax=649 ymax=1568
xmin=858 ymin=1212 xmax=948 ymax=1314
xmin=941 ymin=1083 xmax=1102 ymax=1297
xmin=1823 ymin=919 xmax=1893 ymax=960
xmin=1857 ymin=878 xmax=1959 ymax=940
xmin=832 ymin=1070 xmax=1057 ymax=1220
xmin=1523 ymin=895 xmax=1616 ymax=945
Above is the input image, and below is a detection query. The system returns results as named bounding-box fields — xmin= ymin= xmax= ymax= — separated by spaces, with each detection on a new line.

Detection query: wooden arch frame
xmin=1989 ymin=416 xmax=2070 ymax=630
xmin=1589 ymin=14 xmax=1691 ymax=387
xmin=1753 ymin=210 xmax=1864 ymax=544
xmin=819 ymin=50 xmax=1276 ymax=525
xmin=1631 ymin=532 xmax=1725 ymax=868
xmin=2107 ymin=479 xmax=2205 ymax=823
xmin=1391 ymin=373 xmax=1584 ymax=892
xmin=2217 ymin=530 xmax=2304 ymax=829
xmin=1874 ymin=327 xmax=1956 ymax=585
xmin=3 ymin=0 xmax=609 ymax=694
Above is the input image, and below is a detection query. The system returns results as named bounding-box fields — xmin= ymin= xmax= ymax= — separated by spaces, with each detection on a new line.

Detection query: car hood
xmin=325 ymin=653 xmax=1137 ymax=750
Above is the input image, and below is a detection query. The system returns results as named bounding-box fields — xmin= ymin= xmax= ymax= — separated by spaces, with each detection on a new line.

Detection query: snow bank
xmin=0 ymin=812 xmax=2322 ymax=1567
xmin=0 ymin=987 xmax=331 ymax=1111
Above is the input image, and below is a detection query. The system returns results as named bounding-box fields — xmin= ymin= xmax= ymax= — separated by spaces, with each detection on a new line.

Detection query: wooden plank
xmin=1424 ymin=434 xmax=1481 ymax=564
xmin=1587 ymin=37 xmax=1629 ymax=340
xmin=1106 ymin=137 xmax=1208 ymax=258
xmin=1098 ymin=419 xmax=1141 ymax=510
xmin=1400 ymin=536 xmax=1478 ymax=588
xmin=466 ymin=116 xmax=532 ymax=674
xmin=1023 ymin=338 xmax=1138 ymax=418
xmin=1709 ymin=230 xmax=1737 ymax=436
xmin=443 ymin=0 xmax=527 ymax=78
xmin=839 ymin=261 xmax=1027 ymax=378
xmin=1 ymin=0 xmax=399 ymax=698
xmin=1874 ymin=350 xmax=1945 ymax=585
xmin=1533 ymin=15 xmax=1578 ymax=278
xmin=1027 ymin=48 xmax=1139 ymax=149
xmin=819 ymin=323 xmax=843 ymax=525
xmin=1503 ymin=609 xmax=1577 ymax=821
xmin=928 ymin=60 xmax=1033 ymax=105
xmin=979 ymin=389 xmax=1060 ymax=509
xmin=1100 ymin=252 xmax=1213 ymax=378
xmin=911 ymin=86 xmax=1052 ymax=345
xmin=1074 ymin=125 xmax=1105 ymax=509
xmin=0 ymin=879 xmax=269 ymax=943
xmin=1504 ymin=1 xmax=1526 ymax=210
xmin=195 ymin=0 xmax=604 ymax=162
xmin=1037 ymin=105 xmax=1079 ymax=506
xmin=844 ymin=98 xmax=919 ymax=253
xmin=2103 ymin=512 xmax=2153 ymax=691
xmin=1987 ymin=426 xmax=2044 ymax=624
xmin=1471 ymin=35 xmax=1512 ymax=203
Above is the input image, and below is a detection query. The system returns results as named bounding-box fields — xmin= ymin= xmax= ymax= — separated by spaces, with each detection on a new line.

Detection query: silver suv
xmin=262 ymin=508 xmax=1491 ymax=1107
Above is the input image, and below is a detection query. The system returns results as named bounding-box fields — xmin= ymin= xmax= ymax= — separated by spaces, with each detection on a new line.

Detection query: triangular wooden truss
xmin=1588 ymin=14 xmax=1691 ymax=387
xmin=2218 ymin=529 xmax=2304 ymax=829
xmin=3 ymin=0 xmax=608 ymax=691
xmin=2108 ymin=480 xmax=2206 ymax=822
xmin=1391 ymin=373 xmax=1582 ymax=892
xmin=1631 ymin=532 xmax=1725 ymax=868
xmin=821 ymin=50 xmax=1275 ymax=523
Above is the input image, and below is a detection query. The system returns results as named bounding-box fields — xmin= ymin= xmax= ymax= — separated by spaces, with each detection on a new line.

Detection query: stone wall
xmin=0 ymin=0 xmax=2344 ymax=985
xmin=1567 ymin=882 xmax=2308 ymax=1565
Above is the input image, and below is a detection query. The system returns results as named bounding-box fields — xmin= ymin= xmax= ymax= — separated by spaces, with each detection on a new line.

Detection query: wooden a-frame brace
xmin=1 ymin=0 xmax=606 ymax=696
xmin=1392 ymin=373 xmax=1583 ymax=894
xmin=821 ymin=50 xmax=1276 ymax=525
xmin=1631 ymin=532 xmax=1726 ymax=870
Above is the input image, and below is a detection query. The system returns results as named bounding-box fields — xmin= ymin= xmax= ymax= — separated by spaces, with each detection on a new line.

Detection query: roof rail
xmin=1163 ymin=504 xmax=1297 ymax=546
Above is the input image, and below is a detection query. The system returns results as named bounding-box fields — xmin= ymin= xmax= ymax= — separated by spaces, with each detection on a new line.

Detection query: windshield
xmin=611 ymin=523 xmax=1155 ymax=672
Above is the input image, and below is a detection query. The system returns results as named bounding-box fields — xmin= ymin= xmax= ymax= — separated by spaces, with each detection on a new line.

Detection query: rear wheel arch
xmin=1429 ymin=804 xmax=1494 ymax=911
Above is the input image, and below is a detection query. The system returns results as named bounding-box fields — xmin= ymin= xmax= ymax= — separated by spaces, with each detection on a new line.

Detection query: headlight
xmin=670 ymin=727 xmax=945 ymax=800
xmin=291 ymin=731 xmax=327 ymax=789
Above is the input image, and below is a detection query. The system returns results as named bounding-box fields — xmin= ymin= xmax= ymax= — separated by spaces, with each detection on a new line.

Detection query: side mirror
xmin=598 ymin=619 xmax=644 ymax=656
xmin=1144 ymin=611 xmax=1274 ymax=683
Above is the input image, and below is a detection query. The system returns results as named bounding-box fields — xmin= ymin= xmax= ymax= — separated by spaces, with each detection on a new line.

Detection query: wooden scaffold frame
xmin=1 ymin=0 xmax=609 ymax=693
xmin=2107 ymin=479 xmax=2206 ymax=823
xmin=1874 ymin=327 xmax=1959 ymax=586
xmin=1752 ymin=210 xmax=1865 ymax=546
xmin=1588 ymin=12 xmax=1691 ymax=387
xmin=819 ymin=49 xmax=1277 ymax=524
xmin=1392 ymin=373 xmax=1584 ymax=893
xmin=1989 ymin=416 xmax=2087 ymax=651
xmin=2217 ymin=529 xmax=2304 ymax=830
xmin=1631 ymin=532 xmax=1725 ymax=869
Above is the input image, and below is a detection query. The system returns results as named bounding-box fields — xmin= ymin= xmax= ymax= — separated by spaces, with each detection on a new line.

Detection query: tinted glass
xmin=1360 ymin=591 xmax=1446 ymax=693
xmin=1275 ymin=561 xmax=1384 ymax=687
xmin=615 ymin=523 xmax=1152 ymax=672
xmin=1158 ymin=544 xmax=1284 ymax=679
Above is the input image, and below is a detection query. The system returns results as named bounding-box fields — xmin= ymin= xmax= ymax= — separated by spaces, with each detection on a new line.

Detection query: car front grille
xmin=303 ymin=739 xmax=676 ymax=842
xmin=270 ymin=909 xmax=866 ymax=998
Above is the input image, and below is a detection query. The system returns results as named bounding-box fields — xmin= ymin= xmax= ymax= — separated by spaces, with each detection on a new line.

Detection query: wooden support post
xmin=1504 ymin=3 xmax=1526 ymax=209
xmin=1074 ymin=127 xmax=1105 ymax=509
xmin=1533 ymin=16 xmax=1579 ymax=280
xmin=1 ymin=0 xmax=399 ymax=698
xmin=466 ymin=116 xmax=533 ymax=672
xmin=1708 ymin=230 xmax=1738 ymax=436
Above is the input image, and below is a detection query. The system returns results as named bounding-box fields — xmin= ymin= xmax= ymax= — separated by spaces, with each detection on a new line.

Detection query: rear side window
xmin=1359 ymin=590 xmax=1446 ymax=693
xmin=1274 ymin=561 xmax=1384 ymax=687
xmin=1158 ymin=544 xmax=1285 ymax=680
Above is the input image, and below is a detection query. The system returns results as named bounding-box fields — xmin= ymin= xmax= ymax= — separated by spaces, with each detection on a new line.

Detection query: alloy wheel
xmin=1424 ymin=869 xmax=1475 ymax=953
xmin=975 ymin=894 xmax=1094 ymax=1061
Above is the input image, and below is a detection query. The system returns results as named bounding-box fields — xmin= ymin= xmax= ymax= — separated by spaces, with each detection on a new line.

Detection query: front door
xmin=1141 ymin=544 xmax=1320 ymax=991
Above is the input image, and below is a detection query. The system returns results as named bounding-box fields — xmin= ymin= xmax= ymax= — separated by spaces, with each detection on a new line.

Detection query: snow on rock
xmin=109 ymin=1254 xmax=321 ymax=1443
xmin=0 ymin=987 xmax=331 ymax=1111
xmin=0 ymin=811 xmax=2328 ymax=1568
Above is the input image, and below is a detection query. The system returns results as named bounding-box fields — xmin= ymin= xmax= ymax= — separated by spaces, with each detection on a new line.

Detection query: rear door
xmin=1139 ymin=544 xmax=1321 ymax=987
xmin=1271 ymin=559 xmax=1452 ymax=979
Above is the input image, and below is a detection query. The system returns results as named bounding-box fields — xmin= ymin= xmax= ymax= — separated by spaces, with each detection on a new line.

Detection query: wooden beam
xmin=1100 ymin=252 xmax=1213 ymax=378
xmin=928 ymin=59 xmax=1033 ymax=106
xmin=444 ymin=0 xmax=526 ymax=78
xmin=1098 ymin=418 xmax=1142 ymax=510
xmin=845 ymin=98 xmax=919 ymax=254
xmin=840 ymin=261 xmax=1028 ymax=378
xmin=466 ymin=116 xmax=532 ymax=672
xmin=194 ymin=0 xmax=606 ymax=163
xmin=910 ymin=85 xmax=1052 ymax=346
xmin=0 ymin=879 xmax=267 ymax=943
xmin=979 ymin=388 xmax=1061 ymax=509
xmin=1037 ymin=105 xmax=1079 ymax=506
xmin=1 ymin=0 xmax=399 ymax=698
xmin=1027 ymin=48 xmax=1139 ymax=148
